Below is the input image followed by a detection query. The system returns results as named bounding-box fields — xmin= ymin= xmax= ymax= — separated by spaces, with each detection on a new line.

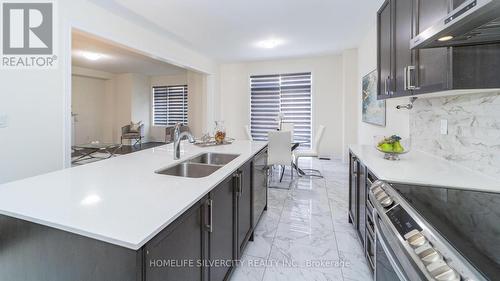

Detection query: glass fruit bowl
xmin=374 ymin=135 xmax=411 ymax=160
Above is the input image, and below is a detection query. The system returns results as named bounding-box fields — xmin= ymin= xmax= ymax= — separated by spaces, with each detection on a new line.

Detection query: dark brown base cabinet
xmin=208 ymin=175 xmax=235 ymax=281
xmin=146 ymin=198 xmax=206 ymax=281
xmin=357 ymin=161 xmax=367 ymax=247
xmin=348 ymin=152 xmax=367 ymax=245
xmin=348 ymin=153 xmax=359 ymax=227
xmin=252 ymin=149 xmax=268 ymax=228
xmin=0 ymin=147 xmax=268 ymax=281
xmin=0 ymin=215 xmax=141 ymax=281
xmin=235 ymin=160 xmax=253 ymax=259
xmin=348 ymin=151 xmax=377 ymax=273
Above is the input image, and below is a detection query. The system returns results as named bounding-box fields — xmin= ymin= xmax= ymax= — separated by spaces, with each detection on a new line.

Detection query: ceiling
xmin=72 ymin=31 xmax=187 ymax=75
xmin=90 ymin=0 xmax=385 ymax=62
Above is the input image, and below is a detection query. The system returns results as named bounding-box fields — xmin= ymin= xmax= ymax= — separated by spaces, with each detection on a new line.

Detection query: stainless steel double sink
xmin=155 ymin=153 xmax=240 ymax=178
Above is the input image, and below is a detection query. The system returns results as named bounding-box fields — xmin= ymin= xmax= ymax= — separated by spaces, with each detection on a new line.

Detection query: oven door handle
xmin=375 ymin=215 xmax=410 ymax=281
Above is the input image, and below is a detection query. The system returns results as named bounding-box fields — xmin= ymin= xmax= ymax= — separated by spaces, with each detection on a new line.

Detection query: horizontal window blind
xmin=153 ymin=85 xmax=188 ymax=126
xmin=250 ymin=74 xmax=281 ymax=141
xmin=250 ymin=72 xmax=312 ymax=148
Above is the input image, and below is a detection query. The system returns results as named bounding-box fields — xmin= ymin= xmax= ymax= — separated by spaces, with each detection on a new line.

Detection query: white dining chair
xmin=244 ymin=125 xmax=253 ymax=140
xmin=293 ymin=125 xmax=326 ymax=178
xmin=268 ymin=130 xmax=294 ymax=187
xmin=281 ymin=122 xmax=294 ymax=142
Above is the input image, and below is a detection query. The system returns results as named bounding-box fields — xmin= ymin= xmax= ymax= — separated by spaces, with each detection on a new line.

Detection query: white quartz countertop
xmin=0 ymin=140 xmax=267 ymax=250
xmin=349 ymin=144 xmax=500 ymax=192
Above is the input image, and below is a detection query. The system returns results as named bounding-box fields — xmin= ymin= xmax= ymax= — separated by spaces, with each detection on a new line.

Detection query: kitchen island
xmin=0 ymin=140 xmax=268 ymax=281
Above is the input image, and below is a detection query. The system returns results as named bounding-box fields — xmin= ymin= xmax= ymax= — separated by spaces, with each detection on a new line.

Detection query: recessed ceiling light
xmin=80 ymin=194 xmax=101 ymax=205
xmin=256 ymin=38 xmax=284 ymax=49
xmin=438 ymin=35 xmax=454 ymax=42
xmin=81 ymin=51 xmax=105 ymax=61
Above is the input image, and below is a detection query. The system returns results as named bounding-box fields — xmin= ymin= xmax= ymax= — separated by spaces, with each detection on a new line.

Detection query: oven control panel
xmin=370 ymin=181 xmax=394 ymax=208
xmin=404 ymin=230 xmax=460 ymax=281
xmin=369 ymin=180 xmax=469 ymax=281
xmin=386 ymin=205 xmax=422 ymax=238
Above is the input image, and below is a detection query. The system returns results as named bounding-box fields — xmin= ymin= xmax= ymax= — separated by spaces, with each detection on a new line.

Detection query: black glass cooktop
xmin=392 ymin=184 xmax=500 ymax=281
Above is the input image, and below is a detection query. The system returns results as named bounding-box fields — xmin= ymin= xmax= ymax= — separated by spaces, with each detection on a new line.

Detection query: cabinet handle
xmin=384 ymin=77 xmax=389 ymax=95
xmin=233 ymin=171 xmax=242 ymax=197
xmin=407 ymin=65 xmax=418 ymax=90
xmin=205 ymin=199 xmax=213 ymax=233
xmin=238 ymin=171 xmax=243 ymax=197
xmin=403 ymin=66 xmax=408 ymax=91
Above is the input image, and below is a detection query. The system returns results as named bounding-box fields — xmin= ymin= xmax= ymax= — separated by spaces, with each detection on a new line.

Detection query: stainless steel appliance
xmin=411 ymin=0 xmax=500 ymax=49
xmin=369 ymin=180 xmax=495 ymax=281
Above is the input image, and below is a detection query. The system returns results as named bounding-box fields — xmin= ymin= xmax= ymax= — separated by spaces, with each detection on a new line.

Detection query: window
xmin=153 ymin=85 xmax=188 ymax=126
xmin=250 ymin=72 xmax=312 ymax=147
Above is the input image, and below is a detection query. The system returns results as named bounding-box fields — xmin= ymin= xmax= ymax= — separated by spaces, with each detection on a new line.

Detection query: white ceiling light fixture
xmin=81 ymin=51 xmax=106 ymax=61
xmin=256 ymin=38 xmax=284 ymax=49
xmin=80 ymin=194 xmax=102 ymax=205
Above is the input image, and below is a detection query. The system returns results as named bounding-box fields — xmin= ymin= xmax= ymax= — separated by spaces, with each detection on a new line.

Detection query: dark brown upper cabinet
xmin=377 ymin=0 xmax=500 ymax=100
xmin=412 ymin=0 xmax=450 ymax=95
xmin=377 ymin=0 xmax=394 ymax=99
xmin=394 ymin=0 xmax=415 ymax=97
xmin=378 ymin=0 xmax=416 ymax=99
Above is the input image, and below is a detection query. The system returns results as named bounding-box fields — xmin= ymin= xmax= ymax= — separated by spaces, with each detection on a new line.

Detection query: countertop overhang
xmin=349 ymin=144 xmax=500 ymax=193
xmin=0 ymin=140 xmax=267 ymax=250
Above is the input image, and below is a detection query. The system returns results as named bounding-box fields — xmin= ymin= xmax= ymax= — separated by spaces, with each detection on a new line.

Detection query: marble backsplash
xmin=410 ymin=91 xmax=500 ymax=178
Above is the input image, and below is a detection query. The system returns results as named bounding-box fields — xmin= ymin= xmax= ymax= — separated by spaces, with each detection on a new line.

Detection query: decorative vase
xmin=214 ymin=121 xmax=226 ymax=144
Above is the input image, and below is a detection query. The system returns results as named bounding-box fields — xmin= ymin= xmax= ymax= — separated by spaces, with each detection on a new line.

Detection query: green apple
xmin=380 ymin=143 xmax=393 ymax=152
xmin=393 ymin=141 xmax=404 ymax=153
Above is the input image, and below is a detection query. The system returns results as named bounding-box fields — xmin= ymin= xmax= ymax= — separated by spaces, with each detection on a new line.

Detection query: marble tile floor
xmin=230 ymin=158 xmax=373 ymax=281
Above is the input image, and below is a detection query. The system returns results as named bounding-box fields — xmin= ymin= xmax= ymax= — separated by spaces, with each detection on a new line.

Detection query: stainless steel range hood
xmin=411 ymin=0 xmax=500 ymax=49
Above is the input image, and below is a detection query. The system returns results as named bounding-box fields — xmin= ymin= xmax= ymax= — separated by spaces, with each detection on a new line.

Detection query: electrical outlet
xmin=440 ymin=119 xmax=448 ymax=135
xmin=0 ymin=114 xmax=8 ymax=128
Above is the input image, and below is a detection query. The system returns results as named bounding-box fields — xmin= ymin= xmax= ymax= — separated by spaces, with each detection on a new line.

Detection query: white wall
xmin=102 ymin=78 xmax=115 ymax=142
xmin=219 ymin=55 xmax=344 ymax=158
xmin=108 ymin=73 xmax=153 ymax=144
xmin=71 ymin=75 xmax=110 ymax=144
xmin=112 ymin=74 xmax=133 ymax=143
xmin=150 ymin=73 xmax=188 ymax=87
xmin=357 ymin=23 xmax=410 ymax=145
xmin=130 ymin=73 xmax=152 ymax=142
xmin=187 ymin=71 xmax=207 ymax=137
xmin=342 ymin=49 xmax=359 ymax=160
xmin=71 ymin=66 xmax=116 ymax=145
xmin=0 ymin=0 xmax=217 ymax=184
